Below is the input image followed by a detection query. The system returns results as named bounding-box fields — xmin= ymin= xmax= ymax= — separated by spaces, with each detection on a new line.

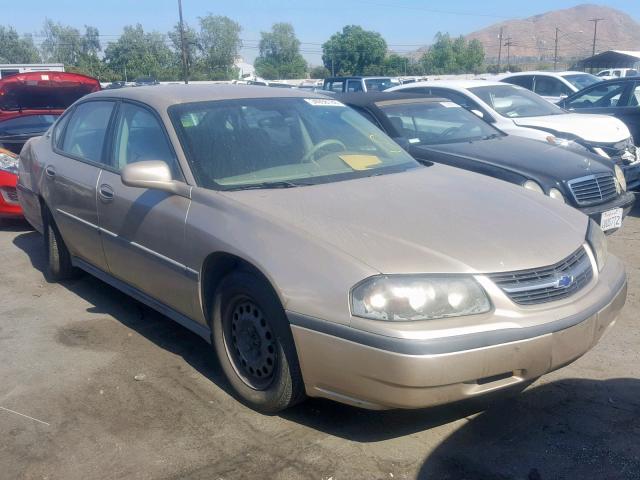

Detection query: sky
xmin=8 ymin=0 xmax=640 ymax=65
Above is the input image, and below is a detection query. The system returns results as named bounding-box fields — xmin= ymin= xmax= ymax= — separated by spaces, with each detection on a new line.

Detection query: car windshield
xmin=0 ymin=114 xmax=58 ymax=137
xmin=170 ymin=97 xmax=419 ymax=190
xmin=469 ymin=84 xmax=565 ymax=118
xmin=377 ymin=100 xmax=501 ymax=145
xmin=562 ymin=73 xmax=601 ymax=90
xmin=364 ymin=78 xmax=400 ymax=91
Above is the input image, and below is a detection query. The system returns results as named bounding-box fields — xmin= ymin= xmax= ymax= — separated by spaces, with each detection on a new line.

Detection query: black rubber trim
xmin=287 ymin=275 xmax=626 ymax=356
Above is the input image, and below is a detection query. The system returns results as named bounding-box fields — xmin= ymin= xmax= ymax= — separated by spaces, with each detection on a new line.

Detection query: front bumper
xmin=289 ymin=255 xmax=627 ymax=410
xmin=577 ymin=191 xmax=635 ymax=231
xmin=0 ymin=170 xmax=22 ymax=219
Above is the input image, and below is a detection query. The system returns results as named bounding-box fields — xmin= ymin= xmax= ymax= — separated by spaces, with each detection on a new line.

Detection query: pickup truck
xmin=322 ymin=76 xmax=400 ymax=93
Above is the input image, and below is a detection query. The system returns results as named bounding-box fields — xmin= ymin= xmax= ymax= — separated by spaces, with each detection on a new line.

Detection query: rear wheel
xmin=44 ymin=211 xmax=76 ymax=281
xmin=211 ymin=270 xmax=305 ymax=413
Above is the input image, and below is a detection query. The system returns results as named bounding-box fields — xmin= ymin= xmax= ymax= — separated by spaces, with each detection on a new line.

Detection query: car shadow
xmin=12 ymin=230 xmax=232 ymax=398
xmin=418 ymin=377 xmax=640 ymax=480
xmin=0 ymin=218 xmax=32 ymax=232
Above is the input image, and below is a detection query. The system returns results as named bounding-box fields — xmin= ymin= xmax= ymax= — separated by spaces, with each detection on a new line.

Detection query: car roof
xmin=395 ymin=79 xmax=505 ymax=90
xmin=325 ymin=76 xmax=393 ymax=80
xmin=337 ymin=91 xmax=445 ymax=108
xmin=83 ymin=84 xmax=328 ymax=109
xmin=503 ymin=71 xmax=589 ymax=77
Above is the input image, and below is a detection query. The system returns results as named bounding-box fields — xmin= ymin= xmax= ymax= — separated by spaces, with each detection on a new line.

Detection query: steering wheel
xmin=441 ymin=126 xmax=463 ymax=138
xmin=300 ymin=139 xmax=347 ymax=164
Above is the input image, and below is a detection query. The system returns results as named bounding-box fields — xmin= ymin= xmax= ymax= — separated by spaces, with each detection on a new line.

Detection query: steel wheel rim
xmin=223 ymin=297 xmax=278 ymax=390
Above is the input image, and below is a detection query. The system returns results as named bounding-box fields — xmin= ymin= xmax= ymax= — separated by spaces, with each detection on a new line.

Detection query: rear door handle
xmin=45 ymin=165 xmax=56 ymax=178
xmin=98 ymin=184 xmax=114 ymax=202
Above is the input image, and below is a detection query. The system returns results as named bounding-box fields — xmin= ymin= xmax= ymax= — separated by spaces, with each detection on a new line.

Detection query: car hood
xmin=0 ymin=72 xmax=100 ymax=112
xmin=414 ymin=136 xmax=613 ymax=182
xmin=221 ymin=166 xmax=588 ymax=275
xmin=512 ymin=113 xmax=630 ymax=143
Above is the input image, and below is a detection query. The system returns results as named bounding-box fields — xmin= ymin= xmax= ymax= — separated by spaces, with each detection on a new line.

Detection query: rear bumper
xmin=289 ymin=257 xmax=627 ymax=410
xmin=0 ymin=170 xmax=22 ymax=218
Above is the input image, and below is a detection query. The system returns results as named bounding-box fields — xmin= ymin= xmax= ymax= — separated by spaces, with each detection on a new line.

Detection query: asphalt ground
xmin=1 ymin=200 xmax=639 ymax=480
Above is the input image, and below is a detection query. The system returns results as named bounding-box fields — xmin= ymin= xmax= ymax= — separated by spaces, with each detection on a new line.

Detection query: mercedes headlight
xmin=0 ymin=148 xmax=18 ymax=175
xmin=614 ymin=164 xmax=626 ymax=192
xmin=587 ymin=219 xmax=608 ymax=272
xmin=523 ymin=180 xmax=544 ymax=194
xmin=351 ymin=275 xmax=491 ymax=321
xmin=548 ymin=188 xmax=565 ymax=202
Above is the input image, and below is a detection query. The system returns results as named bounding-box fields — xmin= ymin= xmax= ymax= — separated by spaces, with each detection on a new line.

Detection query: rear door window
xmin=60 ymin=101 xmax=115 ymax=163
xmin=346 ymin=79 xmax=363 ymax=92
xmin=533 ymin=76 xmax=571 ymax=97
xmin=503 ymin=75 xmax=534 ymax=90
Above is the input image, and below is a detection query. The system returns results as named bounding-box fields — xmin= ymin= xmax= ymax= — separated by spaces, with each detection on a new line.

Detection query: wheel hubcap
xmin=226 ymin=299 xmax=277 ymax=390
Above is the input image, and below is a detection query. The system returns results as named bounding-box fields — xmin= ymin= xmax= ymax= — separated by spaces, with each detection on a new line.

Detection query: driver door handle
xmin=45 ymin=165 xmax=56 ymax=178
xmin=98 ymin=184 xmax=114 ymax=202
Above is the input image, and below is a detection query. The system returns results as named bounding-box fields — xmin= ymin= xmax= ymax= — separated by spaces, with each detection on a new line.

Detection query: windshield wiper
xmin=223 ymin=180 xmax=311 ymax=191
xmin=481 ymin=133 xmax=502 ymax=140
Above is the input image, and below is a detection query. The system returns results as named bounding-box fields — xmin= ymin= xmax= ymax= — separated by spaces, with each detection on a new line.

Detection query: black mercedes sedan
xmin=339 ymin=92 xmax=635 ymax=233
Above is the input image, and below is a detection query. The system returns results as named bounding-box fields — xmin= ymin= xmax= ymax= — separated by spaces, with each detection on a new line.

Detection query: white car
xmin=596 ymin=68 xmax=639 ymax=81
xmin=388 ymin=80 xmax=638 ymax=184
xmin=500 ymin=71 xmax=601 ymax=103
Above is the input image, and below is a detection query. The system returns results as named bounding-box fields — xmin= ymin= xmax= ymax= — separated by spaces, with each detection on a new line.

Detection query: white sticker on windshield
xmin=304 ymin=98 xmax=345 ymax=107
xmin=41 ymin=74 xmax=49 ymax=81
xmin=408 ymin=138 xmax=420 ymax=144
xmin=440 ymin=101 xmax=460 ymax=108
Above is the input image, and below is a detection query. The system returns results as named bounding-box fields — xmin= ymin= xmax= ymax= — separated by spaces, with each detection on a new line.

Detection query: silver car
xmin=17 ymin=85 xmax=627 ymax=412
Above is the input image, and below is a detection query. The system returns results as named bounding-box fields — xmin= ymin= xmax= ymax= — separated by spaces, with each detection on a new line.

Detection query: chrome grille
xmin=568 ymin=174 xmax=617 ymax=206
xmin=489 ymin=247 xmax=593 ymax=305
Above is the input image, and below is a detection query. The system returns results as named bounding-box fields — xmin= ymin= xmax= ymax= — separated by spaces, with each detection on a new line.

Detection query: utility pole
xmin=504 ymin=37 xmax=513 ymax=71
xmin=589 ymin=18 xmax=604 ymax=56
xmin=554 ymin=27 xmax=559 ymax=71
xmin=178 ymin=0 xmax=189 ymax=84
xmin=497 ymin=27 xmax=503 ymax=72
xmin=331 ymin=56 xmax=335 ymax=77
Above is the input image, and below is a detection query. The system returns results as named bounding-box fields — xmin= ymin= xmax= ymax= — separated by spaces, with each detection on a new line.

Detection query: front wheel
xmin=211 ymin=271 xmax=305 ymax=413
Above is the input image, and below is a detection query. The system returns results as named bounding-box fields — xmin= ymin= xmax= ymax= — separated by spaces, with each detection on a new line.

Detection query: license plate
xmin=600 ymin=208 xmax=623 ymax=232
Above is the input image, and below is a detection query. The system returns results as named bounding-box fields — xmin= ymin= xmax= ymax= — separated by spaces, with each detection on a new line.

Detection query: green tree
xmin=0 ymin=26 xmax=40 ymax=63
xmin=198 ymin=15 xmax=242 ymax=80
xmin=309 ymin=65 xmax=330 ymax=78
xmin=168 ymin=22 xmax=207 ymax=80
xmin=254 ymin=23 xmax=307 ymax=79
xmin=104 ymin=24 xmax=176 ymax=81
xmin=322 ymin=25 xmax=387 ymax=76
xmin=420 ymin=33 xmax=485 ymax=74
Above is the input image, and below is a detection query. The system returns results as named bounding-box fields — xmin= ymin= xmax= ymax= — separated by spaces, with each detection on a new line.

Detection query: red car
xmin=0 ymin=71 xmax=100 ymax=222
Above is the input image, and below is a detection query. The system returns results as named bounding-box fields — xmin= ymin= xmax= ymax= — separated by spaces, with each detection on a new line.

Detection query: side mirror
xmin=121 ymin=160 xmax=190 ymax=198
xmin=470 ymin=109 xmax=484 ymax=119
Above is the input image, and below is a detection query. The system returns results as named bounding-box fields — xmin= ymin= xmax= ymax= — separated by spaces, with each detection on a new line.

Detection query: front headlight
xmin=587 ymin=219 xmax=608 ymax=272
xmin=523 ymin=180 xmax=544 ymax=194
xmin=0 ymin=148 xmax=18 ymax=175
xmin=351 ymin=275 xmax=491 ymax=321
xmin=614 ymin=164 xmax=626 ymax=192
xmin=548 ymin=188 xmax=565 ymax=202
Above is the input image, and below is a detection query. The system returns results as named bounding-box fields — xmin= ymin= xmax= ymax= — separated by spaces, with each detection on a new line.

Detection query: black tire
xmin=211 ymin=270 xmax=305 ymax=413
xmin=44 ymin=210 xmax=76 ymax=281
